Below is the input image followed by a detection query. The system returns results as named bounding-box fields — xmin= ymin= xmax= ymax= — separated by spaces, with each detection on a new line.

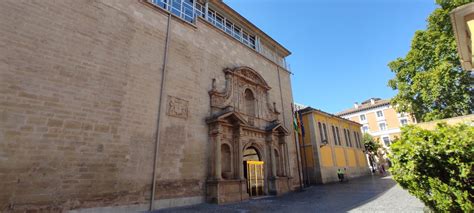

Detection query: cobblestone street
xmin=155 ymin=175 xmax=425 ymax=213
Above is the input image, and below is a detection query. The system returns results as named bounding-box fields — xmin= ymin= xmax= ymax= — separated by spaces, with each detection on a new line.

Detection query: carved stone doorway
xmin=206 ymin=66 xmax=292 ymax=204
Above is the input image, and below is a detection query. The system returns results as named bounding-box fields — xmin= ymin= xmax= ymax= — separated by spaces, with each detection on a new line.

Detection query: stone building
xmin=298 ymin=107 xmax=369 ymax=184
xmin=0 ymin=0 xmax=298 ymax=212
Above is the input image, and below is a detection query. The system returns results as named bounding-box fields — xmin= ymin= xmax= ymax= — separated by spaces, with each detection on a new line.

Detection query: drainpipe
xmin=150 ymin=13 xmax=172 ymax=211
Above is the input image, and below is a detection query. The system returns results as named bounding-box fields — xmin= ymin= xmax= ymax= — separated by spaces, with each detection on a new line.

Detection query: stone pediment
xmin=266 ymin=122 xmax=289 ymax=136
xmin=206 ymin=107 xmax=248 ymax=125
xmin=225 ymin=66 xmax=271 ymax=90
xmin=209 ymin=66 xmax=279 ymax=124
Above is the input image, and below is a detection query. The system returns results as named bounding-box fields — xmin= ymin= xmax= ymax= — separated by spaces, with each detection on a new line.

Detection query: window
xmin=347 ymin=130 xmax=352 ymax=147
xmin=318 ymin=122 xmax=325 ymax=144
xmin=400 ymin=119 xmax=408 ymax=126
xmin=151 ymin=1 xmax=259 ymax=50
xmin=362 ymin=126 xmax=369 ymax=133
xmin=215 ymin=13 xmax=224 ymax=29
xmin=353 ymin=132 xmax=360 ymax=148
xmin=332 ymin=126 xmax=337 ymax=145
xmin=379 ymin=122 xmax=387 ymax=131
xmin=343 ymin=129 xmax=349 ymax=146
xmin=225 ymin=20 xmax=233 ymax=34
xmin=233 ymin=26 xmax=242 ymax=40
xmin=336 ymin=127 xmax=341 ymax=146
xmin=356 ymin=132 xmax=362 ymax=149
xmin=322 ymin=123 xmax=328 ymax=143
xmin=382 ymin=137 xmax=391 ymax=147
xmin=376 ymin=110 xmax=384 ymax=118
xmin=359 ymin=114 xmax=366 ymax=121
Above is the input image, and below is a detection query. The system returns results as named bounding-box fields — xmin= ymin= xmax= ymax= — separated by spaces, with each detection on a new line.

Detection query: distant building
xmin=298 ymin=107 xmax=369 ymax=184
xmin=336 ymin=98 xmax=416 ymax=148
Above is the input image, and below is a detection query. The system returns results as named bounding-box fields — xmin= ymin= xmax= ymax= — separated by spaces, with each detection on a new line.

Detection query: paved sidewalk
xmin=154 ymin=175 xmax=425 ymax=213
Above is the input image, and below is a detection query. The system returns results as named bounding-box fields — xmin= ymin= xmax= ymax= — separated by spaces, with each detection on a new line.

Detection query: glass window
xmin=383 ymin=137 xmax=391 ymax=147
xmin=336 ymin=127 xmax=341 ymax=146
xmin=215 ymin=14 xmax=224 ymax=29
xmin=360 ymin=114 xmax=366 ymax=121
xmin=171 ymin=0 xmax=182 ymax=17
xmin=242 ymin=32 xmax=249 ymax=45
xmin=343 ymin=129 xmax=348 ymax=146
xmin=233 ymin=26 xmax=241 ymax=40
xmin=322 ymin=123 xmax=328 ymax=142
xmin=357 ymin=132 xmax=362 ymax=149
xmin=153 ymin=0 xmax=168 ymax=9
xmin=362 ymin=126 xmax=369 ymax=133
xmin=331 ymin=126 xmax=337 ymax=145
xmin=376 ymin=110 xmax=384 ymax=117
xmin=400 ymin=119 xmax=408 ymax=126
xmin=318 ymin=122 xmax=325 ymax=144
xmin=207 ymin=9 xmax=216 ymax=23
xmin=379 ymin=122 xmax=387 ymax=131
xmin=249 ymin=35 xmax=256 ymax=49
xmin=225 ymin=20 xmax=233 ymax=34
xmin=347 ymin=130 xmax=352 ymax=147
xmin=353 ymin=132 xmax=359 ymax=148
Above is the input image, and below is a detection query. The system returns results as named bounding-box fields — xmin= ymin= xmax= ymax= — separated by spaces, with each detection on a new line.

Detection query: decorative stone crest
xmin=167 ymin=95 xmax=188 ymax=119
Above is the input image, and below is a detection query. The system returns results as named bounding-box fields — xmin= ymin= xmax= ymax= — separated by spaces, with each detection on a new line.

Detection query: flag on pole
xmin=299 ymin=111 xmax=305 ymax=138
xmin=291 ymin=103 xmax=299 ymax=133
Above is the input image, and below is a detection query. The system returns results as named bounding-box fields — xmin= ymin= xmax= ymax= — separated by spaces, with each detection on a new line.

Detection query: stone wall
xmin=0 ymin=0 xmax=296 ymax=212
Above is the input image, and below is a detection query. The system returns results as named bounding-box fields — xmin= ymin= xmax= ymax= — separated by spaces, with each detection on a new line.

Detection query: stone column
xmin=215 ymin=125 xmax=222 ymax=180
xmin=279 ymin=143 xmax=286 ymax=176
xmin=270 ymin=142 xmax=277 ymax=177
xmin=237 ymin=126 xmax=244 ymax=179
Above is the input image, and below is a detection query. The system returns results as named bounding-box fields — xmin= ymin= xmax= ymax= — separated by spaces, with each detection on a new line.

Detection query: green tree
xmin=389 ymin=124 xmax=474 ymax=212
xmin=387 ymin=0 xmax=473 ymax=122
xmin=362 ymin=133 xmax=381 ymax=172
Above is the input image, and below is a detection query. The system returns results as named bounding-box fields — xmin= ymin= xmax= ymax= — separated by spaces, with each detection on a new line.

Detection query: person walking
xmin=337 ymin=169 xmax=343 ymax=182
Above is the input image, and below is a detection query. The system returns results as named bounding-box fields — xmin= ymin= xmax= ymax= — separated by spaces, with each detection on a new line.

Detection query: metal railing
xmin=149 ymin=0 xmax=289 ymax=70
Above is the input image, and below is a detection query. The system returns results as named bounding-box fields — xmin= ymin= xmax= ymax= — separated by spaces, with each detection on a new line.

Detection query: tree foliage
xmin=389 ymin=124 xmax=474 ymax=212
xmin=362 ymin=133 xmax=380 ymax=154
xmin=387 ymin=1 xmax=473 ymax=122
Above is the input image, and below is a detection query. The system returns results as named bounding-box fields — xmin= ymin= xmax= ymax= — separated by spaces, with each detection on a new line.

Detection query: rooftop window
xmin=151 ymin=0 xmax=257 ymax=50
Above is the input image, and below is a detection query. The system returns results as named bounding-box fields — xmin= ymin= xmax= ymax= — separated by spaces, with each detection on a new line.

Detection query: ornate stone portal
xmin=206 ymin=66 xmax=292 ymax=204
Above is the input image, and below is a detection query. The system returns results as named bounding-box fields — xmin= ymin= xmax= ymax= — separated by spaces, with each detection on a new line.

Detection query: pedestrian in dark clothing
xmin=337 ymin=169 xmax=343 ymax=182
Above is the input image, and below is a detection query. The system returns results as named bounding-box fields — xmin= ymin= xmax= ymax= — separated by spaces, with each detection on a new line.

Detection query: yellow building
xmin=298 ymin=107 xmax=369 ymax=184
xmin=336 ymin=98 xmax=416 ymax=148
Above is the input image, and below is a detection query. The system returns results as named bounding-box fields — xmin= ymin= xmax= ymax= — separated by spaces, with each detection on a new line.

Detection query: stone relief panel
xmin=167 ymin=95 xmax=188 ymax=119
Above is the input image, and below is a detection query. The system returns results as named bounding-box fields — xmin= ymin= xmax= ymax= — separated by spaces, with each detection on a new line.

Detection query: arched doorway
xmin=243 ymin=146 xmax=264 ymax=197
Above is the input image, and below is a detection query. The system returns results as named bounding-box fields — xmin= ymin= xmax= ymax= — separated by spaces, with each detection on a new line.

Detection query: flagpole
xmin=297 ymin=110 xmax=309 ymax=186
xmin=292 ymin=104 xmax=304 ymax=191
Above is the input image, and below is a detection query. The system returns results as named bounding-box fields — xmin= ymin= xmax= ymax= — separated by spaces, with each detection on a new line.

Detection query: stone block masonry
xmin=0 ymin=0 xmax=297 ymax=212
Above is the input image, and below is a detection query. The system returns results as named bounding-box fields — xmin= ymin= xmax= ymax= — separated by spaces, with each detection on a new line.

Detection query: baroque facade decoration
xmin=207 ymin=67 xmax=291 ymax=203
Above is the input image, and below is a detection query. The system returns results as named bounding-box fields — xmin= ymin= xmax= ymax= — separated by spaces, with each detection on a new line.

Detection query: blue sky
xmin=225 ymin=0 xmax=438 ymax=113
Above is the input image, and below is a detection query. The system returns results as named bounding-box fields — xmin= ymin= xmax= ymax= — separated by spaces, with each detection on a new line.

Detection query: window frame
xmin=378 ymin=122 xmax=387 ymax=131
xmin=382 ymin=136 xmax=391 ymax=147
xmin=400 ymin=118 xmax=408 ymax=126
xmin=376 ymin=110 xmax=384 ymax=118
